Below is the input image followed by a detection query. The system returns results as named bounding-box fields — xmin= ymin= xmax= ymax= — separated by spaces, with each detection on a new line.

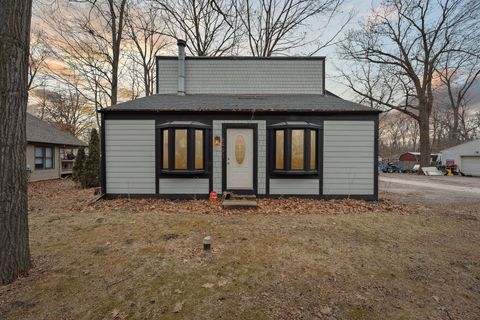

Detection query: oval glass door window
xmin=235 ymin=135 xmax=246 ymax=165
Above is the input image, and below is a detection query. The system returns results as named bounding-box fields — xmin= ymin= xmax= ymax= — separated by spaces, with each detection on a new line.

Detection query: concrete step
xmin=222 ymin=198 xmax=258 ymax=209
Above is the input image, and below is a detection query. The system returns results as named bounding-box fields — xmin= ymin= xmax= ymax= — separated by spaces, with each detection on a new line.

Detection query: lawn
xmin=0 ymin=180 xmax=479 ymax=319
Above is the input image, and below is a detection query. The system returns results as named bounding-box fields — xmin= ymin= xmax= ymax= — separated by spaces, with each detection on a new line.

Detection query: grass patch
xmin=0 ymin=180 xmax=479 ymax=319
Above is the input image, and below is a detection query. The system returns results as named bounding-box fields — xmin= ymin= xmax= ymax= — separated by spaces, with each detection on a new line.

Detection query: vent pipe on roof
xmin=177 ymin=39 xmax=186 ymax=96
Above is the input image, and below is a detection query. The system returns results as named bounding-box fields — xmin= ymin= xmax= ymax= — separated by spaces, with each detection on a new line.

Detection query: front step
xmin=222 ymin=193 xmax=258 ymax=209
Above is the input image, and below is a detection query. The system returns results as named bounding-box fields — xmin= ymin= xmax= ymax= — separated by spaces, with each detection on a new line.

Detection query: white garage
xmin=461 ymin=156 xmax=480 ymax=176
xmin=440 ymin=139 xmax=480 ymax=176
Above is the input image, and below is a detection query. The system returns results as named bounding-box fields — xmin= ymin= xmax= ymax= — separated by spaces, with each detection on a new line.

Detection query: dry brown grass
xmin=1 ymin=179 xmax=479 ymax=320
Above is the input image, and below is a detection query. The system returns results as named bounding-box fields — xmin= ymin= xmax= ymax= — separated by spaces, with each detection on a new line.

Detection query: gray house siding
xmin=102 ymin=112 xmax=378 ymax=200
xmin=269 ymin=179 xmax=320 ymax=195
xmin=105 ymin=119 xmax=156 ymax=194
xmin=323 ymin=121 xmax=375 ymax=195
xmin=157 ymin=58 xmax=324 ymax=95
xmin=159 ymin=178 xmax=209 ymax=194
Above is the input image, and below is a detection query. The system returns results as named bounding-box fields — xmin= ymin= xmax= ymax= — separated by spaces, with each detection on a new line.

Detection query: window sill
xmin=271 ymin=170 xmax=319 ymax=176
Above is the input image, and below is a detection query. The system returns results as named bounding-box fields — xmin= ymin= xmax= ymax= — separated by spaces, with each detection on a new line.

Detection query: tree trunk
xmin=111 ymin=59 xmax=118 ymax=106
xmin=418 ymin=109 xmax=431 ymax=168
xmin=144 ymin=63 xmax=150 ymax=96
xmin=0 ymin=0 xmax=33 ymax=285
xmin=450 ymin=110 xmax=459 ymax=145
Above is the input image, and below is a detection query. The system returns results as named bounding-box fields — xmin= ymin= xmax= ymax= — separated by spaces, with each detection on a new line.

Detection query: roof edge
xmin=439 ymin=139 xmax=480 ymax=153
xmin=100 ymin=108 xmax=381 ymax=114
xmin=156 ymin=55 xmax=326 ymax=61
xmin=27 ymin=139 xmax=86 ymax=147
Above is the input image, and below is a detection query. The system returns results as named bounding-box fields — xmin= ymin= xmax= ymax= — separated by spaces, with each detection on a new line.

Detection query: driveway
xmin=380 ymin=173 xmax=480 ymax=205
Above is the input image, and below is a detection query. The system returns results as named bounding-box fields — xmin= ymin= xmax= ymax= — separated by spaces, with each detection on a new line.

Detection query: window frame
xmin=34 ymin=146 xmax=54 ymax=170
xmin=158 ymin=122 xmax=210 ymax=175
xmin=269 ymin=122 xmax=321 ymax=176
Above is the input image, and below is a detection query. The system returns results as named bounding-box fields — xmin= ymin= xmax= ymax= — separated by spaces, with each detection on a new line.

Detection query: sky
xmin=316 ymin=0 xmax=480 ymax=110
xmin=320 ymin=0 xmax=374 ymax=98
xmin=31 ymin=0 xmax=480 ymax=111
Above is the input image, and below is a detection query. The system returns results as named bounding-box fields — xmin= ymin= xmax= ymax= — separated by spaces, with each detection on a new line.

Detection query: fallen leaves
xmin=29 ymin=178 xmax=420 ymax=216
xmin=172 ymin=300 xmax=184 ymax=313
xmin=78 ymin=197 xmax=416 ymax=216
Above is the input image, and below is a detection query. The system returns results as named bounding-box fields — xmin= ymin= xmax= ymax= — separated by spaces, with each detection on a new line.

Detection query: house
xmin=398 ymin=152 xmax=439 ymax=170
xmin=440 ymin=139 xmax=480 ymax=176
xmin=100 ymin=40 xmax=380 ymax=200
xmin=26 ymin=113 xmax=86 ymax=181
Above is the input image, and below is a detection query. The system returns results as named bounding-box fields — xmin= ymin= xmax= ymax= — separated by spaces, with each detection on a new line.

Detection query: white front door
xmin=226 ymin=128 xmax=254 ymax=190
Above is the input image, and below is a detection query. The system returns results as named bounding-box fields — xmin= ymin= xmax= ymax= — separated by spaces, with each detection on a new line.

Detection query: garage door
xmin=461 ymin=156 xmax=480 ymax=176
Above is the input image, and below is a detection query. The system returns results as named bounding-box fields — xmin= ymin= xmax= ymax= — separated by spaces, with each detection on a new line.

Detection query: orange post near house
xmin=209 ymin=191 xmax=218 ymax=202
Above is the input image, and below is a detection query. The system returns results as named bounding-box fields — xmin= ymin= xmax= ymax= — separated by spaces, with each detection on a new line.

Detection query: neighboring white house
xmin=26 ymin=113 xmax=86 ymax=181
xmin=440 ymin=139 xmax=480 ymax=176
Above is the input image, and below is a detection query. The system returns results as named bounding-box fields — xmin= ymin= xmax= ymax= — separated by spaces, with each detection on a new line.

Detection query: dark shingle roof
xmin=26 ymin=113 xmax=86 ymax=146
xmin=101 ymin=92 xmax=378 ymax=113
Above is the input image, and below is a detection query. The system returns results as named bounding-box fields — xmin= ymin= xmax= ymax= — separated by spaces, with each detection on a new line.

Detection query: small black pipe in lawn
xmin=203 ymin=236 xmax=212 ymax=251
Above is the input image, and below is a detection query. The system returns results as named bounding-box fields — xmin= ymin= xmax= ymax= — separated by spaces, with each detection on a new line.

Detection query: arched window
xmin=158 ymin=122 xmax=210 ymax=174
xmin=269 ymin=122 xmax=321 ymax=174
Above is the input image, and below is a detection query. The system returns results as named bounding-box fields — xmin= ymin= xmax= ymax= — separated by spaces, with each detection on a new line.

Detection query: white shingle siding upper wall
xmin=157 ymin=60 xmax=178 ymax=94
xmin=157 ymin=59 xmax=324 ymax=95
xmin=105 ymin=120 xmax=156 ymax=194
xmin=323 ymin=121 xmax=375 ymax=195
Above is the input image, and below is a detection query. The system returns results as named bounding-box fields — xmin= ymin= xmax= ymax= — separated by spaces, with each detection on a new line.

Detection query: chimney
xmin=177 ymin=39 xmax=186 ymax=96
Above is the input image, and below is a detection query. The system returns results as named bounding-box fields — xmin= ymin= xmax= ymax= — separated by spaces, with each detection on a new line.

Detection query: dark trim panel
xmin=318 ymin=122 xmax=324 ymax=195
xmin=155 ymin=128 xmax=160 ymax=193
xmin=258 ymin=194 xmax=377 ymax=201
xmin=374 ymin=115 xmax=379 ymax=201
xmin=101 ymin=113 xmax=106 ymax=195
xmin=322 ymin=59 xmax=326 ymax=95
xmin=105 ymin=193 xmax=210 ymax=200
xmin=105 ymin=193 xmax=376 ymax=201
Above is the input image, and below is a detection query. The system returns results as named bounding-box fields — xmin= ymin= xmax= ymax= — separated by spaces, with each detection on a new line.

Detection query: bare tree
xmin=126 ymin=3 xmax=169 ymax=96
xmin=0 ymin=0 xmax=32 ymax=285
xmin=380 ymin=111 xmax=421 ymax=158
xmin=30 ymin=85 xmax=94 ymax=138
xmin=28 ymin=28 xmax=48 ymax=91
xmin=340 ymin=0 xmax=479 ymax=167
xmin=436 ymin=48 xmax=480 ymax=144
xmin=154 ymin=0 xmax=242 ymax=56
xmin=232 ymin=0 xmax=347 ymax=56
xmin=40 ymin=0 xmax=128 ymax=107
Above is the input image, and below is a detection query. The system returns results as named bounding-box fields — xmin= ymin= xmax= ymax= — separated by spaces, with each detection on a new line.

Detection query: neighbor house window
xmin=35 ymin=146 xmax=54 ymax=169
xmin=270 ymin=122 xmax=320 ymax=174
xmin=159 ymin=122 xmax=209 ymax=173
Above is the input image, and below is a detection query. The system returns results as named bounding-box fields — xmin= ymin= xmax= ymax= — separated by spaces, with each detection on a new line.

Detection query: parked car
xmin=378 ymin=163 xmax=387 ymax=173
xmin=385 ymin=163 xmax=405 ymax=173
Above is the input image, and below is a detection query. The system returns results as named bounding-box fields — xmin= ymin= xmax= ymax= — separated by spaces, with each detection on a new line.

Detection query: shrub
xmin=83 ymin=128 xmax=100 ymax=188
xmin=72 ymin=146 xmax=86 ymax=184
